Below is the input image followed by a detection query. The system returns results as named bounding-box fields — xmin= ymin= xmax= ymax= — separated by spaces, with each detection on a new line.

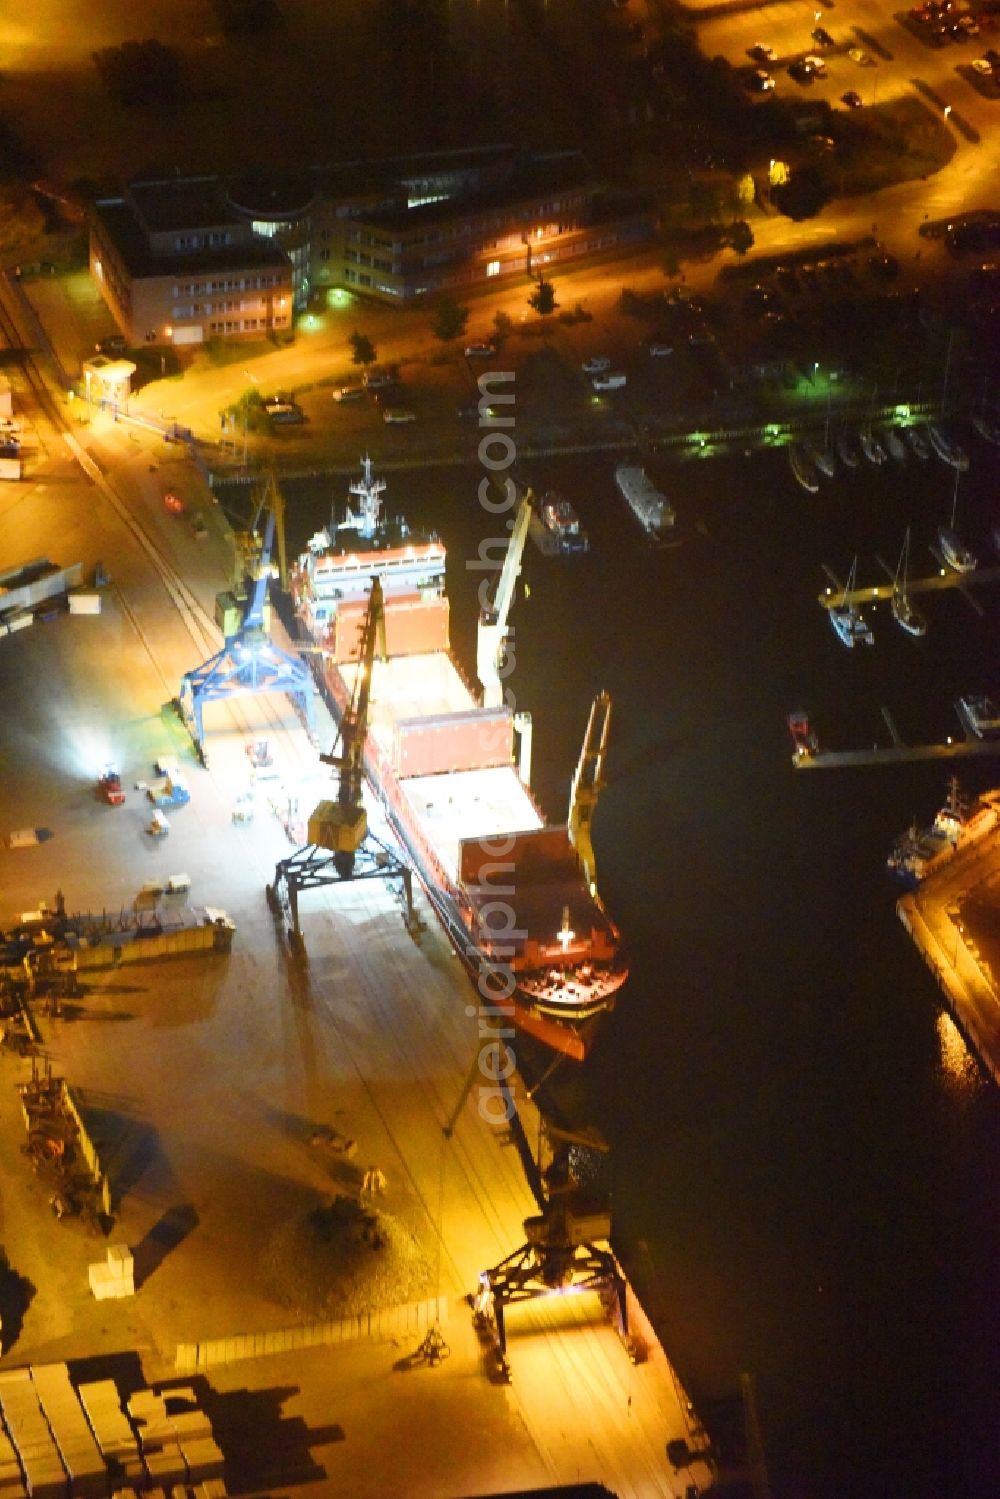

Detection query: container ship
xmin=290 ymin=458 xmax=627 ymax=1060
xmin=614 ymin=463 xmax=674 ymax=542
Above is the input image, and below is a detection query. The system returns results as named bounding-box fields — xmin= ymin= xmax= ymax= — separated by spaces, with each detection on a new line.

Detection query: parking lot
xmin=688 ymin=0 xmax=1000 ymax=126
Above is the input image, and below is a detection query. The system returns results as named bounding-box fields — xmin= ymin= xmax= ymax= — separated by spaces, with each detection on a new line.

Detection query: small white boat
xmin=938 ymin=469 xmax=977 ymax=573
xmin=971 ymin=411 xmax=1000 ymax=445
xmin=885 ymin=428 xmax=908 ymax=463
xmin=859 ymin=428 xmax=886 ymax=465
xmin=904 ymin=425 xmax=930 ymax=461
xmin=938 ymin=526 xmax=977 ymax=573
xmin=829 ymin=557 xmax=874 ymax=648
xmin=836 ymin=432 xmax=859 ymax=469
xmin=928 ymin=423 xmax=969 ymax=471
xmin=956 ymin=695 xmax=1000 ymax=740
xmin=890 ymin=527 xmax=926 ymax=638
xmin=789 ymin=444 xmax=820 ymax=494
xmin=804 ymin=439 xmax=836 ymax=479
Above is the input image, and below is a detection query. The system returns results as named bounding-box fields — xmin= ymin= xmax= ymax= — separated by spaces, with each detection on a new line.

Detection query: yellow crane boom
xmin=567 ymin=691 xmax=612 ymax=894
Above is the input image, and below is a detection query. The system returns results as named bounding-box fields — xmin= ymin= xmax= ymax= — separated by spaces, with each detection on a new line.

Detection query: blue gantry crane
xmin=179 ymin=470 xmax=314 ymax=753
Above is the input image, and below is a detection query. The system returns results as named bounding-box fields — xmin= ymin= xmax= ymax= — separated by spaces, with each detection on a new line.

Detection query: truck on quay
xmin=146 ymin=773 xmax=190 ymax=809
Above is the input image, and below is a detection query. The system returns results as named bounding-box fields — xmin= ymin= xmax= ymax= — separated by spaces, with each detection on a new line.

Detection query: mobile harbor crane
xmin=268 ymin=576 xmax=413 ymax=950
xmin=178 ymin=469 xmax=314 ymax=757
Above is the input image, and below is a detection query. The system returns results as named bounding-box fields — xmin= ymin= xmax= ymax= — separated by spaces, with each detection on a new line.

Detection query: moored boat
xmin=956 ymin=694 xmax=1000 ymax=740
xmin=891 ymin=526 xmax=926 ymax=638
xmin=859 ymin=428 xmax=886 ymax=465
xmin=828 ymin=557 xmax=873 ymax=648
xmin=529 ymin=490 xmax=589 ymax=556
xmin=885 ymin=427 xmax=908 ymax=463
xmin=615 ymin=463 xmax=675 ymax=540
xmin=789 ymin=443 xmax=820 ymax=494
xmin=887 ymin=778 xmax=994 ymax=887
xmin=904 ymin=425 xmax=930 ymax=460
xmin=937 ymin=526 xmax=977 ymax=573
xmin=971 ymin=410 xmax=1000 ymax=445
xmin=971 ymin=411 xmax=1000 ymax=444
xmin=836 ymin=431 xmax=860 ymax=469
xmin=928 ymin=423 xmax=969 ymax=471
xmin=803 ymin=439 xmax=835 ymax=479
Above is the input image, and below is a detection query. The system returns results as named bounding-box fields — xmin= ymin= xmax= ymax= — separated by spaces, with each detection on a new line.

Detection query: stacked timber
xmin=0 ymin=1368 xmax=67 ymax=1499
xmin=77 ymin=1379 xmax=145 ymax=1490
xmin=88 ymin=1243 xmax=135 ymax=1301
xmin=127 ymin=1387 xmax=223 ymax=1489
xmin=29 ymin=1365 xmax=106 ymax=1499
xmin=0 ymin=1418 xmax=25 ymax=1497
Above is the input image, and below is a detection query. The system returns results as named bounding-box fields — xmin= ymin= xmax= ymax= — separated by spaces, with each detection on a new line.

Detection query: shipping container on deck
xmin=330 ymin=592 xmax=450 ymax=663
xmin=393 ymin=707 xmax=514 ymax=778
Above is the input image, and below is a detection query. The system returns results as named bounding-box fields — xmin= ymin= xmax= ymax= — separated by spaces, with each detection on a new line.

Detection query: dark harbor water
xmin=265 ymin=440 xmax=1000 ymax=1499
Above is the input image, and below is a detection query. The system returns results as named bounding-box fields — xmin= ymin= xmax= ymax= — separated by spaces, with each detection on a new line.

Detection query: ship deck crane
xmin=268 ymin=576 xmax=414 ymax=950
xmin=178 ymin=468 xmax=313 ymax=756
xmin=567 ymin=691 xmax=612 ymax=895
xmin=476 ymin=492 xmax=532 ymax=713
xmin=476 ymin=490 xmax=533 ymax=778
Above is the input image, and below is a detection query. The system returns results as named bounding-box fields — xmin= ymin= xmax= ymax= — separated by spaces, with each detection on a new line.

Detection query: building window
xmin=486 ymin=260 xmax=500 ymax=277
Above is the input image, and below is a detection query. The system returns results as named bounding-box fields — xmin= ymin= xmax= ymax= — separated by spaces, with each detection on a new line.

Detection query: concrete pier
xmin=897 ymin=795 xmax=1000 ymax=1085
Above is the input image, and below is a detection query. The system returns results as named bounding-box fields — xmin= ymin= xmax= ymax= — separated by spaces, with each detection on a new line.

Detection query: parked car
xmin=581 ymin=356 xmax=611 ymax=374
xmin=363 ymin=369 xmax=398 ymax=388
xmin=789 ymin=58 xmax=815 ymax=80
xmin=848 ymin=46 xmax=870 ymax=63
xmin=591 ymin=372 xmax=627 ymax=391
xmin=333 ymin=385 xmax=366 ymax=402
xmin=266 ymin=403 xmax=305 ymax=424
xmin=747 ymin=68 xmax=776 ymax=91
xmin=842 ymin=90 xmax=864 ymax=108
xmin=382 ymin=407 xmax=417 ymax=424
xmin=98 ymin=334 xmax=128 ymax=356
xmin=464 ymin=343 xmax=496 ymax=358
xmin=803 ymin=54 xmax=827 ymax=76
xmin=646 ymin=339 xmax=674 ymax=357
xmin=812 ymin=26 xmax=835 ymax=46
xmin=971 ymin=56 xmax=995 ymax=74
xmin=162 ymin=490 xmax=185 ymax=515
xmin=750 ymin=43 xmax=777 ymax=62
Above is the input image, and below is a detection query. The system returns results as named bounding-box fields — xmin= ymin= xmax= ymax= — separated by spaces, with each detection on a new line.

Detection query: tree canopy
xmin=528 ymin=278 xmax=558 ymax=317
xmin=431 ymin=296 xmax=470 ymax=343
xmin=348 ymin=331 xmax=377 ymax=367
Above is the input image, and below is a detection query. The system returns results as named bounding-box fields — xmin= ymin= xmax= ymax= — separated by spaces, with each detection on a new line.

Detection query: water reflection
xmin=935 ymin=1007 xmax=980 ymax=1092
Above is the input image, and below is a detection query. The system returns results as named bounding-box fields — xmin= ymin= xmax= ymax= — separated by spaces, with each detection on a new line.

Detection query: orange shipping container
xmin=332 ymin=592 xmax=450 ymax=662
xmin=393 ymin=708 xmax=513 ymax=778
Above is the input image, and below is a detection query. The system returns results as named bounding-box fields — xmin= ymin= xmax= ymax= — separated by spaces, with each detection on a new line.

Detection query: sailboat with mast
xmin=937 ymin=469 xmax=978 ymax=574
xmin=891 ymin=527 xmax=927 ymax=638
xmin=805 ymin=394 xmax=836 ymax=478
xmin=829 ymin=557 xmax=874 ymax=648
xmin=859 ymin=389 xmax=886 ymax=465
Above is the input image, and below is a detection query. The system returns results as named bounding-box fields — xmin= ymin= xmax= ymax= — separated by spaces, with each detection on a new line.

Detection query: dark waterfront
xmin=274 ymin=439 xmax=999 ymax=1499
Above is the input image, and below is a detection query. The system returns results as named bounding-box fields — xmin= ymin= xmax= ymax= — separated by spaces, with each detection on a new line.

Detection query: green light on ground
xmin=327 ymin=288 xmax=351 ymax=309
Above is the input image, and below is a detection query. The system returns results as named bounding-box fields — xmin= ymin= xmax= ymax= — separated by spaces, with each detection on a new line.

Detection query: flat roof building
xmin=90 ymin=148 xmax=652 ymax=343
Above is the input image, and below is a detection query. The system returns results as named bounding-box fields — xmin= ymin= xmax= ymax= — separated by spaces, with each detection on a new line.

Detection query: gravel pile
xmin=261 ymin=1194 xmax=434 ymax=1319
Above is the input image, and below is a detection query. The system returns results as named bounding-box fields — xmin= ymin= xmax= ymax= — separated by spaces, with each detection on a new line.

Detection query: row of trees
xmin=344 ymin=279 xmax=561 ymax=368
